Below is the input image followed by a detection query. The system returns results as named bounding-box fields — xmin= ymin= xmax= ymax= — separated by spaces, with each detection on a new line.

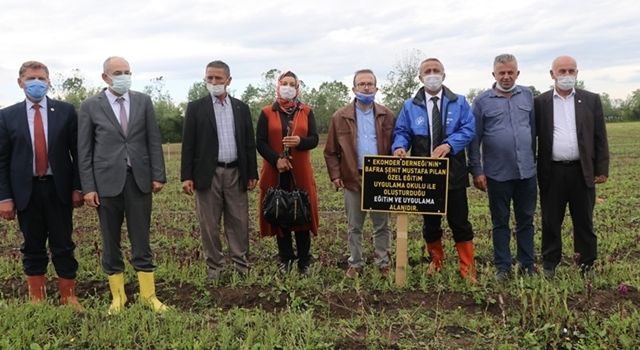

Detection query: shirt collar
xmin=26 ymin=97 xmax=48 ymax=110
xmin=213 ymin=94 xmax=231 ymax=106
xmin=105 ymin=88 xmax=130 ymax=104
xmin=553 ymin=88 xmax=575 ymax=99
xmin=425 ymin=89 xmax=443 ymax=101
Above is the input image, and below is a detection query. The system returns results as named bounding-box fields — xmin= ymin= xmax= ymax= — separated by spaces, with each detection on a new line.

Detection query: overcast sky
xmin=1 ymin=0 xmax=639 ymax=107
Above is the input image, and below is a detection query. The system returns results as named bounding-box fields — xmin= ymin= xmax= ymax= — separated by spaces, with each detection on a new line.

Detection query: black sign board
xmin=361 ymin=155 xmax=449 ymax=215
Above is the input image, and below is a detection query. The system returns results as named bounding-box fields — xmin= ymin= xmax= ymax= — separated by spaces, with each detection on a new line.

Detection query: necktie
xmin=33 ymin=103 xmax=48 ymax=176
xmin=430 ymin=96 xmax=442 ymax=150
xmin=116 ymin=97 xmax=128 ymax=134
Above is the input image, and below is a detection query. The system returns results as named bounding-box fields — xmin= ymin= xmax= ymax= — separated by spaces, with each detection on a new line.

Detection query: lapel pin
xmin=50 ymin=108 xmax=55 ymax=112
xmin=578 ymin=100 xmax=582 ymax=103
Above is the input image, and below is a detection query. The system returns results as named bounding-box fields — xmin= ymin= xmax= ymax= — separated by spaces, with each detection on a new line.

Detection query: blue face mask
xmin=355 ymin=92 xmax=376 ymax=105
xmin=24 ymin=79 xmax=49 ymax=101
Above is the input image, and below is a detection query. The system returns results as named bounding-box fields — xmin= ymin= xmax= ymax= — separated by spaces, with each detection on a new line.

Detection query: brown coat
xmin=324 ymin=101 xmax=395 ymax=192
xmin=257 ymin=103 xmax=319 ymax=236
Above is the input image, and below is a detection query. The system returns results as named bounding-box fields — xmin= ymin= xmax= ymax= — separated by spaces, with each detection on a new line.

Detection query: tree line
xmin=48 ymin=55 xmax=640 ymax=144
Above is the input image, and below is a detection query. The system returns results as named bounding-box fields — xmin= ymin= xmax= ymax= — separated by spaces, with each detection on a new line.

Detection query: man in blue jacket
xmin=392 ymin=57 xmax=476 ymax=282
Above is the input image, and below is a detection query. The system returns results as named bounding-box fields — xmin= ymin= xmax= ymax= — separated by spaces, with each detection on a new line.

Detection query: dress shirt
xmin=356 ymin=105 xmax=378 ymax=169
xmin=424 ymin=90 xmax=443 ymax=152
xmin=552 ymin=89 xmax=580 ymax=161
xmin=212 ymin=94 xmax=238 ymax=163
xmin=469 ymin=85 xmax=536 ymax=181
xmin=26 ymin=98 xmax=52 ymax=175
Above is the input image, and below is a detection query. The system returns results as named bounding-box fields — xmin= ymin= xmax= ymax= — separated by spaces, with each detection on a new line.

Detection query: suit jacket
xmin=180 ymin=94 xmax=258 ymax=191
xmin=0 ymin=97 xmax=80 ymax=211
xmin=535 ymin=88 xmax=609 ymax=191
xmin=77 ymin=89 xmax=166 ymax=197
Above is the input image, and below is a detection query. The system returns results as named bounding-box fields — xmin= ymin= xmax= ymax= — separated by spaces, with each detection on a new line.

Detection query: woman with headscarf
xmin=256 ymin=71 xmax=319 ymax=274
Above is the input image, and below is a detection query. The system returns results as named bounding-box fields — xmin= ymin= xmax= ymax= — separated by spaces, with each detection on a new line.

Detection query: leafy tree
xmin=620 ymin=89 xmax=640 ymax=121
xmin=528 ymin=85 xmax=542 ymax=97
xmin=187 ymin=81 xmax=208 ymax=101
xmin=304 ymin=81 xmax=350 ymax=133
xmin=381 ymin=49 xmax=423 ymax=114
xmin=52 ymin=69 xmax=101 ymax=109
xmin=466 ymin=88 xmax=486 ymax=104
xmin=143 ymin=77 xmax=183 ymax=143
xmin=240 ymin=68 xmax=281 ymax=124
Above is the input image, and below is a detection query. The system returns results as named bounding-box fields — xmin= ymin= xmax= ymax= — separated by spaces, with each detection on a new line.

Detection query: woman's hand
xmin=276 ymin=157 xmax=293 ymax=173
xmin=282 ymin=136 xmax=300 ymax=148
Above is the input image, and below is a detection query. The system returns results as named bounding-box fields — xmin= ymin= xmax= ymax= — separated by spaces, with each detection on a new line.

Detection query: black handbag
xmin=263 ymin=172 xmax=311 ymax=227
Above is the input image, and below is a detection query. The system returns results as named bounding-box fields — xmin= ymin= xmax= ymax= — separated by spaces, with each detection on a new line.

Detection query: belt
xmin=217 ymin=161 xmax=238 ymax=168
xmin=33 ymin=175 xmax=53 ymax=181
xmin=552 ymin=160 xmax=580 ymax=165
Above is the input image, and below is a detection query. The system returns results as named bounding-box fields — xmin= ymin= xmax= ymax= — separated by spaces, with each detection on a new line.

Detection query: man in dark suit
xmin=0 ymin=61 xmax=83 ymax=310
xmin=535 ymin=55 xmax=609 ymax=277
xmin=78 ymin=56 xmax=167 ymax=313
xmin=181 ymin=60 xmax=258 ymax=282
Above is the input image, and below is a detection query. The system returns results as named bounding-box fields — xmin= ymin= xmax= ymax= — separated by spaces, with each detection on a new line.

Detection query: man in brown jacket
xmin=324 ymin=69 xmax=395 ymax=278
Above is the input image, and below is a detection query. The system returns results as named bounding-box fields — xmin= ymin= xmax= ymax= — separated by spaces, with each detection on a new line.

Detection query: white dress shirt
xmin=26 ymin=98 xmax=51 ymax=175
xmin=552 ymin=89 xmax=580 ymax=161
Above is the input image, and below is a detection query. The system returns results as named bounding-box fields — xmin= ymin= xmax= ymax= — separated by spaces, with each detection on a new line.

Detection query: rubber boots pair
xmin=425 ymin=240 xmax=477 ymax=283
xmin=27 ymin=275 xmax=84 ymax=311
xmin=107 ymin=272 xmax=167 ymax=314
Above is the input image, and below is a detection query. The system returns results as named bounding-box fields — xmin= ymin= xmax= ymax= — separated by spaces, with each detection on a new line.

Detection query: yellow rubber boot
xmin=137 ymin=271 xmax=167 ymax=313
xmin=107 ymin=273 xmax=127 ymax=314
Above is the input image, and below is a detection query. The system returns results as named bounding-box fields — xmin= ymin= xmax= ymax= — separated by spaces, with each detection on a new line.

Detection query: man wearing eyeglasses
xmin=181 ymin=60 xmax=258 ymax=283
xmin=324 ymin=69 xmax=395 ymax=278
xmin=78 ymin=56 xmax=167 ymax=313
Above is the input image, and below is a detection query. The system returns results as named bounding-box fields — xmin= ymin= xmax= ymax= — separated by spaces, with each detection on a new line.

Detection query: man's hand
xmin=247 ymin=179 xmax=257 ymax=191
xmin=72 ymin=191 xmax=84 ymax=208
xmin=182 ymin=180 xmax=194 ymax=195
xmin=151 ymin=181 xmax=164 ymax=193
xmin=84 ymin=192 xmax=100 ymax=208
xmin=473 ymin=175 xmax=487 ymax=192
xmin=332 ymin=178 xmax=344 ymax=190
xmin=393 ymin=148 xmax=407 ymax=157
xmin=431 ymin=143 xmax=451 ymax=158
xmin=0 ymin=200 xmax=16 ymax=220
xmin=594 ymin=175 xmax=608 ymax=184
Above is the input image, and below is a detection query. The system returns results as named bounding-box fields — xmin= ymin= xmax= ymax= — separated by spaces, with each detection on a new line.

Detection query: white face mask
xmin=422 ymin=74 xmax=443 ymax=91
xmin=110 ymin=74 xmax=132 ymax=95
xmin=556 ymin=75 xmax=576 ymax=91
xmin=207 ymin=83 xmax=226 ymax=97
xmin=279 ymin=85 xmax=297 ymax=100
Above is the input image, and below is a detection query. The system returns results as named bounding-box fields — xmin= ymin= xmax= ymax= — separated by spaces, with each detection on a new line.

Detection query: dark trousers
xmin=17 ymin=178 xmax=77 ymax=278
xmin=487 ymin=176 xmax=537 ymax=272
xmin=276 ymin=230 xmax=311 ymax=268
xmin=540 ymin=162 xmax=597 ymax=270
xmin=97 ymin=171 xmax=154 ymax=274
xmin=423 ymin=188 xmax=474 ymax=243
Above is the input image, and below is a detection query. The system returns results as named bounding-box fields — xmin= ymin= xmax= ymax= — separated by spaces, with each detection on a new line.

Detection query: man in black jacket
xmin=181 ymin=60 xmax=258 ymax=282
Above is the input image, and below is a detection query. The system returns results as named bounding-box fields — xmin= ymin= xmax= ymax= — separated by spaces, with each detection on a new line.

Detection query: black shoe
xmin=542 ymin=268 xmax=556 ymax=279
xmin=278 ymin=260 xmax=293 ymax=274
xmin=297 ymin=255 xmax=313 ymax=275
xmin=495 ymin=270 xmax=511 ymax=282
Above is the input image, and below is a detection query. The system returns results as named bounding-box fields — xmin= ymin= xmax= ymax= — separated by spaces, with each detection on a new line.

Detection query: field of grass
xmin=1 ymin=122 xmax=639 ymax=349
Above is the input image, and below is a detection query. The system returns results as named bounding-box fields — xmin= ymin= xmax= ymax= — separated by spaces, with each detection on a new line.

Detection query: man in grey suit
xmin=78 ymin=56 xmax=167 ymax=313
xmin=535 ymin=55 xmax=609 ymax=278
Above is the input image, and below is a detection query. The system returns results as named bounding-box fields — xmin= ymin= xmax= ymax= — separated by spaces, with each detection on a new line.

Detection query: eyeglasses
xmin=355 ymin=82 xmax=375 ymax=88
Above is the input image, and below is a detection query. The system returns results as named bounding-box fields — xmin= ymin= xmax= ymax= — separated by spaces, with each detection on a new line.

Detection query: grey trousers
xmin=344 ymin=189 xmax=391 ymax=268
xmin=98 ymin=171 xmax=154 ymax=274
xmin=195 ymin=167 xmax=249 ymax=279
